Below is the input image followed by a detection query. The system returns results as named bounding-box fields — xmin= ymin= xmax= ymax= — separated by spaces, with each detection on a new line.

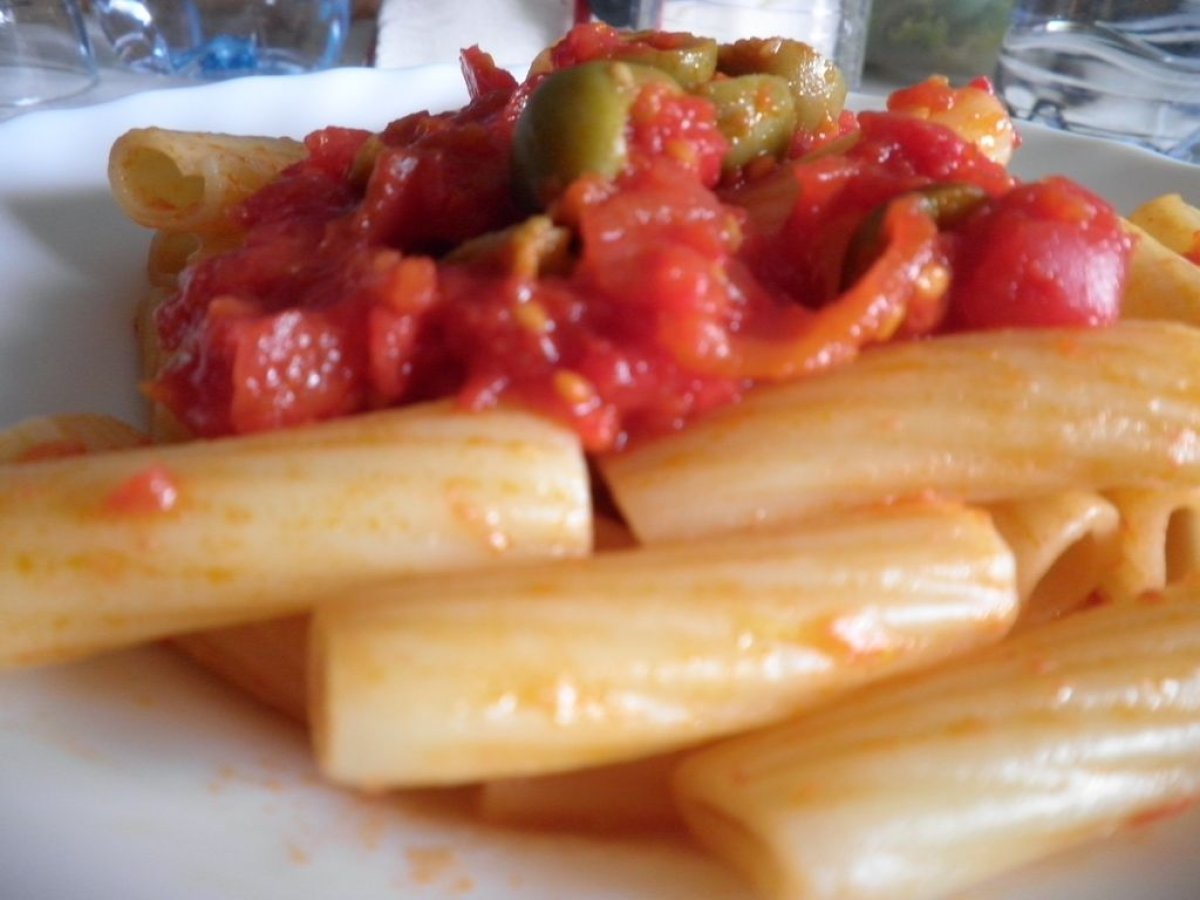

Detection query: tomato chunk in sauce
xmin=150 ymin=25 xmax=1132 ymax=452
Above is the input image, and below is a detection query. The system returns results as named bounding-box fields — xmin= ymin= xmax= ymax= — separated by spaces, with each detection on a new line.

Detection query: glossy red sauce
xmin=150 ymin=25 xmax=1133 ymax=452
xmin=104 ymin=464 xmax=180 ymax=515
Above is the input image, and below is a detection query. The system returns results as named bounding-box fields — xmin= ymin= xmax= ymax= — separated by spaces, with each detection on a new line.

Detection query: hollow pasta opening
xmin=1165 ymin=507 xmax=1200 ymax=584
xmin=129 ymin=146 xmax=205 ymax=213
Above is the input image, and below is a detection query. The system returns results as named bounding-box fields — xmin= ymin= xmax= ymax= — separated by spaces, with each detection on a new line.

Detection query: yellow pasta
xmin=310 ymin=501 xmax=1016 ymax=789
xmin=1129 ymin=193 xmax=1200 ymax=258
xmin=108 ymin=127 xmax=307 ymax=234
xmin=0 ymin=413 xmax=146 ymax=462
xmin=1103 ymin=487 xmax=1200 ymax=602
xmin=674 ymin=584 xmax=1200 ymax=900
xmin=1121 ymin=222 xmax=1200 ymax=324
xmin=601 ymin=321 xmax=1200 ymax=543
xmin=18 ymin=37 xmax=1198 ymax=900
xmin=985 ymin=491 xmax=1120 ymax=630
xmin=173 ymin=511 xmax=633 ymax=722
xmin=0 ymin=402 xmax=589 ymax=668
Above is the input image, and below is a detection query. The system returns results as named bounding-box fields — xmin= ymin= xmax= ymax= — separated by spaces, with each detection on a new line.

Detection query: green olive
xmin=444 ymin=216 xmax=572 ymax=277
xmin=512 ymin=61 xmax=678 ymax=209
xmin=841 ymin=184 xmax=989 ymax=288
xmin=613 ymin=32 xmax=719 ymax=90
xmin=696 ymin=74 xmax=797 ymax=172
xmin=717 ymin=38 xmax=847 ymax=132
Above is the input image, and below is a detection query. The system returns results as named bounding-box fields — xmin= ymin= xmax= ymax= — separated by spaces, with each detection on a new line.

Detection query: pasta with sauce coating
xmin=24 ymin=18 xmax=1200 ymax=897
xmin=673 ymin=583 xmax=1200 ymax=900
xmin=310 ymin=501 xmax=1016 ymax=789
xmin=108 ymin=127 xmax=306 ymax=235
xmin=0 ymin=402 xmax=589 ymax=668
xmin=1103 ymin=487 xmax=1200 ymax=602
xmin=601 ymin=321 xmax=1200 ymax=543
xmin=984 ymin=491 xmax=1120 ymax=630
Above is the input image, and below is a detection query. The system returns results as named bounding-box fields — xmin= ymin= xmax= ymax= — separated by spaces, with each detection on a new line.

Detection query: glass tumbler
xmin=575 ymin=0 xmax=875 ymax=88
xmin=664 ymin=0 xmax=874 ymax=87
xmin=0 ymin=0 xmax=96 ymax=107
xmin=93 ymin=0 xmax=351 ymax=79
xmin=995 ymin=0 xmax=1200 ymax=162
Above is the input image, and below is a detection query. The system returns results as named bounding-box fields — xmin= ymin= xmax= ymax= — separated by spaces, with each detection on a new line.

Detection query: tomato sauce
xmin=150 ymin=24 xmax=1133 ymax=452
xmin=104 ymin=464 xmax=180 ymax=515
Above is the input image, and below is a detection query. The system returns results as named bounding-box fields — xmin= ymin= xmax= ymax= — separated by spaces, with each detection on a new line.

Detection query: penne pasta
xmin=673 ymin=583 xmax=1200 ymax=900
xmin=1103 ymin=487 xmax=1200 ymax=602
xmin=985 ymin=491 xmax=1120 ymax=630
xmin=310 ymin=501 xmax=1016 ymax=789
xmin=108 ymin=127 xmax=306 ymax=234
xmin=0 ymin=402 xmax=590 ymax=668
xmin=601 ymin=321 xmax=1200 ymax=543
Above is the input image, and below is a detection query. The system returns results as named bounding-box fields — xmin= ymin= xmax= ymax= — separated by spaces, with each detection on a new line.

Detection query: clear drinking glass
xmin=0 ymin=0 xmax=96 ymax=107
xmin=995 ymin=0 xmax=1200 ymax=162
xmin=576 ymin=0 xmax=875 ymax=87
xmin=866 ymin=0 xmax=1016 ymax=82
xmin=92 ymin=0 xmax=351 ymax=79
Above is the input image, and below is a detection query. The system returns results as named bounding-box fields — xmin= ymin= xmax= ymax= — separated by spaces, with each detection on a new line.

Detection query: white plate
xmin=2 ymin=68 xmax=1200 ymax=900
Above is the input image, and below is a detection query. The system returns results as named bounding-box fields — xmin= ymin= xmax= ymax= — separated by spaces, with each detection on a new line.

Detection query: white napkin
xmin=375 ymin=0 xmax=573 ymax=70
xmin=374 ymin=0 xmax=846 ymax=71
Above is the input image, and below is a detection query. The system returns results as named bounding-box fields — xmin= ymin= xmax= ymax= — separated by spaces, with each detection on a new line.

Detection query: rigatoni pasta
xmin=0 ymin=413 xmax=146 ymax=462
xmin=310 ymin=501 xmax=1017 ymax=789
xmin=984 ymin=491 xmax=1120 ymax=629
xmin=1103 ymin=487 xmax=1200 ymax=602
xmin=601 ymin=322 xmax=1200 ymax=543
xmin=1129 ymin=193 xmax=1200 ymax=259
xmin=0 ymin=402 xmax=589 ymax=668
xmin=108 ymin=127 xmax=306 ymax=234
xmin=673 ymin=584 xmax=1200 ymax=900
xmin=7 ymin=19 xmax=1200 ymax=899
xmin=1120 ymin=221 xmax=1200 ymax=324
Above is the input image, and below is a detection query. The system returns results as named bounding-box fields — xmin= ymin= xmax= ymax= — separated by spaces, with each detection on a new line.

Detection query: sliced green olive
xmin=349 ymin=133 xmax=385 ymax=189
xmin=443 ymin=215 xmax=572 ymax=277
xmin=512 ymin=61 xmax=678 ymax=209
xmin=695 ymin=74 xmax=797 ymax=172
xmin=841 ymin=184 xmax=990 ymax=288
xmin=717 ymin=37 xmax=847 ymax=132
xmin=614 ymin=32 xmax=719 ymax=90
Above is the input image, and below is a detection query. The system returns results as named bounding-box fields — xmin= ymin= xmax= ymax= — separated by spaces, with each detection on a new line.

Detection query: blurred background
xmin=865 ymin=0 xmax=1015 ymax=82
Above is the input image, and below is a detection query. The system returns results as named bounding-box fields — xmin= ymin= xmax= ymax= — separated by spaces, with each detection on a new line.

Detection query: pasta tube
xmin=1103 ymin=487 xmax=1200 ymax=602
xmin=1121 ymin=222 xmax=1200 ymax=324
xmin=674 ymin=585 xmax=1200 ymax=900
xmin=310 ymin=501 xmax=1016 ymax=789
xmin=0 ymin=413 xmax=146 ymax=462
xmin=108 ymin=128 xmax=306 ymax=234
xmin=985 ymin=491 xmax=1119 ymax=630
xmin=602 ymin=321 xmax=1200 ymax=542
xmin=0 ymin=402 xmax=589 ymax=668
xmin=1128 ymin=194 xmax=1200 ymax=259
xmin=172 ymin=513 xmax=633 ymax=721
